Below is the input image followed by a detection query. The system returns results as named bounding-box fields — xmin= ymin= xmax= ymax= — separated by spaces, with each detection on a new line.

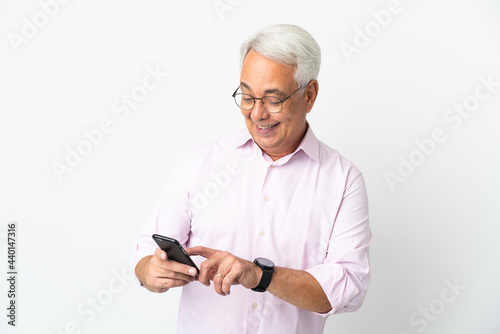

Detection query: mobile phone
xmin=152 ymin=234 xmax=199 ymax=274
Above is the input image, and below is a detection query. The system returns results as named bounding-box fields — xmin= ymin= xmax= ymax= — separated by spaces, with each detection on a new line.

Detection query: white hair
xmin=239 ymin=24 xmax=321 ymax=89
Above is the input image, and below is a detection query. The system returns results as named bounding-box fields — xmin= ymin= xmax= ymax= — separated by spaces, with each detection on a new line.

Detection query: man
xmin=133 ymin=24 xmax=372 ymax=333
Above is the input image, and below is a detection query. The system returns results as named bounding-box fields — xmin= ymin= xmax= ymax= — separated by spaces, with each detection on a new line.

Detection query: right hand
xmin=135 ymin=247 xmax=198 ymax=293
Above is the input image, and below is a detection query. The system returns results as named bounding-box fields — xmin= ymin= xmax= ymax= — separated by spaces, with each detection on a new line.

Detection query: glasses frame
xmin=232 ymin=85 xmax=304 ymax=113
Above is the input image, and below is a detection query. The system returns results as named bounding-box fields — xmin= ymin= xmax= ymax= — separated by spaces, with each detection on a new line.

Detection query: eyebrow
xmin=240 ymin=82 xmax=287 ymax=97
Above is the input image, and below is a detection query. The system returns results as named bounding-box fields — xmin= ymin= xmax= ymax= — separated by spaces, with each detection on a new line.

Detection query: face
xmin=239 ymin=49 xmax=318 ymax=161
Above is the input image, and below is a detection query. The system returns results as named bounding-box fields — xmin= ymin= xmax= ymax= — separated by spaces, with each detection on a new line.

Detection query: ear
xmin=304 ymin=80 xmax=319 ymax=113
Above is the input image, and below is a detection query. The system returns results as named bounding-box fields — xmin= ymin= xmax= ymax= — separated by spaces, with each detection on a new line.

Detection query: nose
xmin=250 ymin=99 xmax=269 ymax=122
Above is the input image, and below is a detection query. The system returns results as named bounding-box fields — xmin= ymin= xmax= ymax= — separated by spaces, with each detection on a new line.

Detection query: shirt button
xmin=259 ymin=231 xmax=265 ymax=236
xmin=270 ymin=164 xmax=275 ymax=168
xmin=252 ymin=302 xmax=258 ymax=308
xmin=264 ymin=196 xmax=270 ymax=202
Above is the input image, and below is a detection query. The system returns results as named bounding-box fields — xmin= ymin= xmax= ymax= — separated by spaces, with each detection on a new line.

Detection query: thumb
xmin=154 ymin=247 xmax=168 ymax=261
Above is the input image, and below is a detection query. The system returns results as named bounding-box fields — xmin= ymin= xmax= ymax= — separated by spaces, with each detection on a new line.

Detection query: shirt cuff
xmin=131 ymin=240 xmax=157 ymax=286
xmin=306 ymin=264 xmax=364 ymax=317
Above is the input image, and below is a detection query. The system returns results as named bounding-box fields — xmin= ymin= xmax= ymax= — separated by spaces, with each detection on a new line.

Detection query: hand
xmin=136 ymin=247 xmax=198 ymax=293
xmin=187 ymin=246 xmax=262 ymax=296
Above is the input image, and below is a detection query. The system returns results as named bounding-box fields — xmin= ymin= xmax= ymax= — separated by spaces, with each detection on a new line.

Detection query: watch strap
xmin=251 ymin=258 xmax=274 ymax=292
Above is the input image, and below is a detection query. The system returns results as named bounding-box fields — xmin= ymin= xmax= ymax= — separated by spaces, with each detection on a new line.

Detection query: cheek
xmin=284 ymin=103 xmax=307 ymax=124
xmin=276 ymin=110 xmax=295 ymax=127
xmin=242 ymin=110 xmax=253 ymax=121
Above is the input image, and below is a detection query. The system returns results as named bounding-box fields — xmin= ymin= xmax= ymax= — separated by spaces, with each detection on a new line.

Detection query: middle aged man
xmin=133 ymin=24 xmax=372 ymax=334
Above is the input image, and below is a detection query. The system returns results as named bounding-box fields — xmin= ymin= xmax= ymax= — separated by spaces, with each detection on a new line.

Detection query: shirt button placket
xmin=248 ymin=299 xmax=262 ymax=332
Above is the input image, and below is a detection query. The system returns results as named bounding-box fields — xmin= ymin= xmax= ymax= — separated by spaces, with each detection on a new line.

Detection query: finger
xmin=213 ymin=272 xmax=226 ymax=296
xmin=198 ymin=254 xmax=225 ymax=287
xmin=197 ymin=263 xmax=215 ymax=287
xmin=221 ymin=265 xmax=242 ymax=295
xmin=163 ymin=260 xmax=198 ymax=280
xmin=154 ymin=247 xmax=168 ymax=261
xmin=221 ymin=272 xmax=234 ymax=296
xmin=155 ymin=247 xmax=198 ymax=276
xmin=145 ymin=262 xmax=194 ymax=292
xmin=156 ymin=266 xmax=196 ymax=283
xmin=186 ymin=246 xmax=218 ymax=259
xmin=151 ymin=259 xmax=197 ymax=283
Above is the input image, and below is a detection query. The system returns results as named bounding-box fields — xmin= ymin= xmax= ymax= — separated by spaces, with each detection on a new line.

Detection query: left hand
xmin=186 ymin=246 xmax=262 ymax=296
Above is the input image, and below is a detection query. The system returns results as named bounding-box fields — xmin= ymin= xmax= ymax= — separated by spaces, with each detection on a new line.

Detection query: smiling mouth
xmin=258 ymin=123 xmax=279 ymax=130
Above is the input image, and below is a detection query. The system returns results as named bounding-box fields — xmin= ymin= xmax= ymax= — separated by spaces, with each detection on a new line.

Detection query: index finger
xmin=186 ymin=246 xmax=217 ymax=259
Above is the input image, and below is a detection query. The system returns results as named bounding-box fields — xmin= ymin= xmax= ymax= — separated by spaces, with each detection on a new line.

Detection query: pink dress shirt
xmin=132 ymin=125 xmax=372 ymax=334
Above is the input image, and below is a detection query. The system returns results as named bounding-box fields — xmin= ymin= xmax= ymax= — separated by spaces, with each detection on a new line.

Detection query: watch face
xmin=256 ymin=257 xmax=274 ymax=268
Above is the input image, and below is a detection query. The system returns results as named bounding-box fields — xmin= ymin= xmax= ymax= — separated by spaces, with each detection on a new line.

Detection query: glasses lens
xmin=263 ymin=96 xmax=282 ymax=113
xmin=235 ymin=93 xmax=254 ymax=110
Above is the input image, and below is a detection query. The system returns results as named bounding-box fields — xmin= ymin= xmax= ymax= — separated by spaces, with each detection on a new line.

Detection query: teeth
xmin=258 ymin=124 xmax=277 ymax=130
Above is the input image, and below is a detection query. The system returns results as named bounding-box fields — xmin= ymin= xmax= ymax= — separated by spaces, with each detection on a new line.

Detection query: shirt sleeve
xmin=306 ymin=169 xmax=372 ymax=316
xmin=131 ymin=154 xmax=194 ymax=284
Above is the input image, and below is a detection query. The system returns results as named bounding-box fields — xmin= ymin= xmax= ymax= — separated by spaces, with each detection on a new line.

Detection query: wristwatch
xmin=251 ymin=257 xmax=275 ymax=292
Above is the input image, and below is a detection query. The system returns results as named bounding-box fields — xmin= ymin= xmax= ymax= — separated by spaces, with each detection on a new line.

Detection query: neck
xmin=263 ymin=122 xmax=308 ymax=161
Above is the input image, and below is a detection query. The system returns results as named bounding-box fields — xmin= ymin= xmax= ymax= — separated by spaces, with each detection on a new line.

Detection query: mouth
xmin=257 ymin=123 xmax=279 ymax=130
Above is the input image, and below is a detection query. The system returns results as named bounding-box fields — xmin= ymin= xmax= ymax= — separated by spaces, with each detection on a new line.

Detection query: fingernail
xmin=188 ymin=268 xmax=197 ymax=276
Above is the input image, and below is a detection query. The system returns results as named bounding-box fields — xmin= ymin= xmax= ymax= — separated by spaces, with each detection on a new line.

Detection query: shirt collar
xmin=234 ymin=128 xmax=254 ymax=149
xmin=295 ymin=123 xmax=320 ymax=163
xmin=233 ymin=122 xmax=320 ymax=163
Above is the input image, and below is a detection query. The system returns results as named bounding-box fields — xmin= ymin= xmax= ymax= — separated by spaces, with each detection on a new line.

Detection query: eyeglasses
xmin=232 ymin=85 xmax=304 ymax=113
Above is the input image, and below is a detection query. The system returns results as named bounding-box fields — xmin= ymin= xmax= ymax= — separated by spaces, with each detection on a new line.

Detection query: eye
xmin=265 ymin=97 xmax=282 ymax=106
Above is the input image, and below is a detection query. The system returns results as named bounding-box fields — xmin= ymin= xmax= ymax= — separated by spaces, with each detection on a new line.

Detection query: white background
xmin=1 ymin=0 xmax=500 ymax=333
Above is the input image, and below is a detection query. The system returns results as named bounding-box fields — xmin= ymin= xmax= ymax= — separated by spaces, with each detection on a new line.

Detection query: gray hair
xmin=239 ymin=24 xmax=321 ymax=88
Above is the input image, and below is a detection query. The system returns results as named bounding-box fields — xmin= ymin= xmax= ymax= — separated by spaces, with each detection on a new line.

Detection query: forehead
xmin=240 ymin=49 xmax=296 ymax=92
